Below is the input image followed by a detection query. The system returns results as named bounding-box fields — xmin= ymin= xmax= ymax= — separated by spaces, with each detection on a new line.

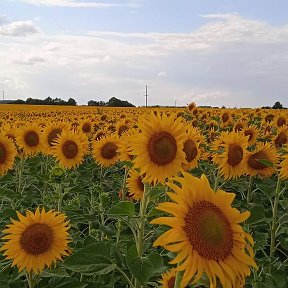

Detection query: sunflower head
xmin=0 ymin=207 xmax=70 ymax=274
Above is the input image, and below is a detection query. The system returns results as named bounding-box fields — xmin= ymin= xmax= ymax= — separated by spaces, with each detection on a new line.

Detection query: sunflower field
xmin=0 ymin=103 xmax=287 ymax=288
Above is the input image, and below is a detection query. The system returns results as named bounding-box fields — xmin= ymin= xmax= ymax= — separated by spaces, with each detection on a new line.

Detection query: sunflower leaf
xmin=108 ymin=201 xmax=135 ymax=217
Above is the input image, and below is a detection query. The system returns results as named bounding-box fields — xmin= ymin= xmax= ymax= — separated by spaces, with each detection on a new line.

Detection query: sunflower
xmin=182 ymin=126 xmax=203 ymax=171
xmin=0 ymin=134 xmax=17 ymax=176
xmin=92 ymin=134 xmax=119 ymax=167
xmin=279 ymin=153 xmax=288 ymax=180
xmin=52 ymin=130 xmax=88 ymax=169
xmin=126 ymin=169 xmax=144 ymax=201
xmin=151 ymin=173 xmax=256 ymax=287
xmin=15 ymin=123 xmax=44 ymax=156
xmin=273 ymin=127 xmax=288 ymax=149
xmin=212 ymin=131 xmax=248 ymax=179
xmin=42 ymin=122 xmax=68 ymax=155
xmin=130 ymin=112 xmax=186 ymax=184
xmin=117 ymin=129 xmax=136 ymax=162
xmin=242 ymin=125 xmax=258 ymax=146
xmin=159 ymin=268 xmax=178 ymax=288
xmin=246 ymin=143 xmax=277 ymax=177
xmin=0 ymin=207 xmax=70 ymax=274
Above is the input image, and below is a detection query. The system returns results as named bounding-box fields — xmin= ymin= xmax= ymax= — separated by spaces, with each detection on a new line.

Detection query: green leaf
xmin=108 ymin=201 xmax=135 ymax=217
xmin=48 ymin=278 xmax=88 ymax=288
xmin=147 ymin=252 xmax=164 ymax=274
xmin=247 ymin=205 xmax=267 ymax=225
xmin=63 ymin=243 xmax=116 ymax=275
xmin=126 ymin=246 xmax=155 ymax=283
xmin=257 ymin=159 xmax=274 ymax=168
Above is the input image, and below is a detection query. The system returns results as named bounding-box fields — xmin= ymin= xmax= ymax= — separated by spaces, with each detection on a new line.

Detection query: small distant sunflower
xmin=159 ymin=268 xmax=178 ymax=288
xmin=0 ymin=208 xmax=70 ymax=274
xmin=126 ymin=169 xmax=144 ymax=201
xmin=116 ymin=121 xmax=130 ymax=137
xmin=246 ymin=143 xmax=277 ymax=177
xmin=52 ymin=130 xmax=88 ymax=169
xmin=273 ymin=128 xmax=288 ymax=149
xmin=15 ymin=124 xmax=44 ymax=156
xmin=187 ymin=102 xmax=196 ymax=112
xmin=182 ymin=126 xmax=203 ymax=171
xmin=212 ymin=131 xmax=248 ymax=179
xmin=243 ymin=125 xmax=259 ymax=146
xmin=93 ymin=134 xmax=119 ymax=167
xmin=130 ymin=112 xmax=186 ymax=184
xmin=0 ymin=134 xmax=17 ymax=176
xmin=151 ymin=173 xmax=256 ymax=287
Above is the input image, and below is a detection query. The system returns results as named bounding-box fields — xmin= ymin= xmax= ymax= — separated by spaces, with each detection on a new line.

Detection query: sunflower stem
xmin=115 ymin=266 xmax=135 ymax=288
xmin=214 ymin=169 xmax=220 ymax=191
xmin=247 ymin=175 xmax=253 ymax=203
xmin=26 ymin=271 xmax=34 ymax=288
xmin=16 ymin=157 xmax=25 ymax=195
xmin=121 ymin=166 xmax=129 ymax=200
xmin=174 ymin=270 xmax=183 ymax=288
xmin=269 ymin=176 xmax=282 ymax=273
xmin=135 ymin=183 xmax=150 ymax=288
xmin=56 ymin=183 xmax=63 ymax=212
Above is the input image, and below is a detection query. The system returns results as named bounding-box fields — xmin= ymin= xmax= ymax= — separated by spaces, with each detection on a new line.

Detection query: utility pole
xmin=145 ymin=85 xmax=148 ymax=107
xmin=2 ymin=90 xmax=4 ymax=101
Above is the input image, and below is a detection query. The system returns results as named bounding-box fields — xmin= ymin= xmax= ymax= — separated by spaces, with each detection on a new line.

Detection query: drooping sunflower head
xmin=92 ymin=134 xmax=119 ymax=167
xmin=212 ymin=131 xmax=249 ymax=179
xmin=151 ymin=173 xmax=256 ymax=287
xmin=246 ymin=143 xmax=277 ymax=177
xmin=126 ymin=169 xmax=145 ymax=201
xmin=0 ymin=207 xmax=70 ymax=274
xmin=130 ymin=112 xmax=186 ymax=184
xmin=0 ymin=134 xmax=17 ymax=176
xmin=52 ymin=130 xmax=88 ymax=169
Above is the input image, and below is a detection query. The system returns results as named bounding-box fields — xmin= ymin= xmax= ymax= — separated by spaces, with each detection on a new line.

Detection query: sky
xmin=1 ymin=0 xmax=288 ymax=107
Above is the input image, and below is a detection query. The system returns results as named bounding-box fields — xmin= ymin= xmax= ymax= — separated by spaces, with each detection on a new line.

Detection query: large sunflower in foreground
xmin=130 ymin=112 xmax=186 ymax=184
xmin=52 ymin=130 xmax=88 ymax=169
xmin=246 ymin=143 xmax=277 ymax=177
xmin=0 ymin=134 xmax=17 ymax=176
xmin=151 ymin=173 xmax=256 ymax=287
xmin=92 ymin=134 xmax=119 ymax=167
xmin=212 ymin=131 xmax=249 ymax=179
xmin=0 ymin=208 xmax=70 ymax=274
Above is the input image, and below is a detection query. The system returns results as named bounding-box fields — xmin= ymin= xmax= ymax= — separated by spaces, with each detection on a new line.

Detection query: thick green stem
xmin=214 ymin=169 xmax=220 ymax=191
xmin=26 ymin=271 xmax=34 ymax=288
xmin=135 ymin=183 xmax=150 ymax=288
xmin=17 ymin=157 xmax=25 ymax=195
xmin=269 ymin=176 xmax=282 ymax=273
xmin=121 ymin=166 xmax=129 ymax=200
xmin=174 ymin=270 xmax=183 ymax=288
xmin=247 ymin=175 xmax=253 ymax=203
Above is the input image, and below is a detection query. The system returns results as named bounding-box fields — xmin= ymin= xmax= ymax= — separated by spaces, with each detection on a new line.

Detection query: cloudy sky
xmin=1 ymin=0 xmax=288 ymax=107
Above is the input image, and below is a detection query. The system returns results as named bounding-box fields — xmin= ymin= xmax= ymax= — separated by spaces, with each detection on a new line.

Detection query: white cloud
xmin=0 ymin=19 xmax=39 ymax=36
xmin=13 ymin=0 xmax=141 ymax=8
xmin=1 ymin=13 xmax=288 ymax=107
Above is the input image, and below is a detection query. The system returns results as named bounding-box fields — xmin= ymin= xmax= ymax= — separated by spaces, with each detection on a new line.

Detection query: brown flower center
xmin=137 ymin=176 xmax=144 ymax=191
xmin=248 ymin=150 xmax=269 ymax=170
xmin=95 ymin=132 xmax=104 ymax=141
xmin=235 ymin=123 xmax=244 ymax=132
xmin=244 ymin=129 xmax=254 ymax=142
xmin=227 ymin=144 xmax=243 ymax=167
xmin=118 ymin=125 xmax=129 ymax=136
xmin=20 ymin=223 xmax=53 ymax=255
xmin=183 ymin=139 xmax=197 ymax=163
xmin=101 ymin=142 xmax=117 ymax=159
xmin=24 ymin=131 xmax=39 ymax=147
xmin=277 ymin=117 xmax=286 ymax=127
xmin=62 ymin=140 xmax=78 ymax=159
xmin=0 ymin=143 xmax=7 ymax=164
xmin=48 ymin=128 xmax=62 ymax=146
xmin=148 ymin=131 xmax=177 ymax=166
xmin=184 ymin=201 xmax=233 ymax=261
xmin=82 ymin=123 xmax=92 ymax=133
xmin=265 ymin=114 xmax=274 ymax=123
xmin=167 ymin=277 xmax=176 ymax=288
xmin=275 ymin=131 xmax=287 ymax=148
xmin=222 ymin=113 xmax=229 ymax=123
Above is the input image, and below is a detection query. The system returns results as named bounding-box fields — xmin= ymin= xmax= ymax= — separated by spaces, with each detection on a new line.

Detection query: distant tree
xmin=67 ymin=98 xmax=77 ymax=106
xmin=107 ymin=97 xmax=134 ymax=107
xmin=88 ymin=100 xmax=106 ymax=106
xmin=272 ymin=101 xmax=283 ymax=109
